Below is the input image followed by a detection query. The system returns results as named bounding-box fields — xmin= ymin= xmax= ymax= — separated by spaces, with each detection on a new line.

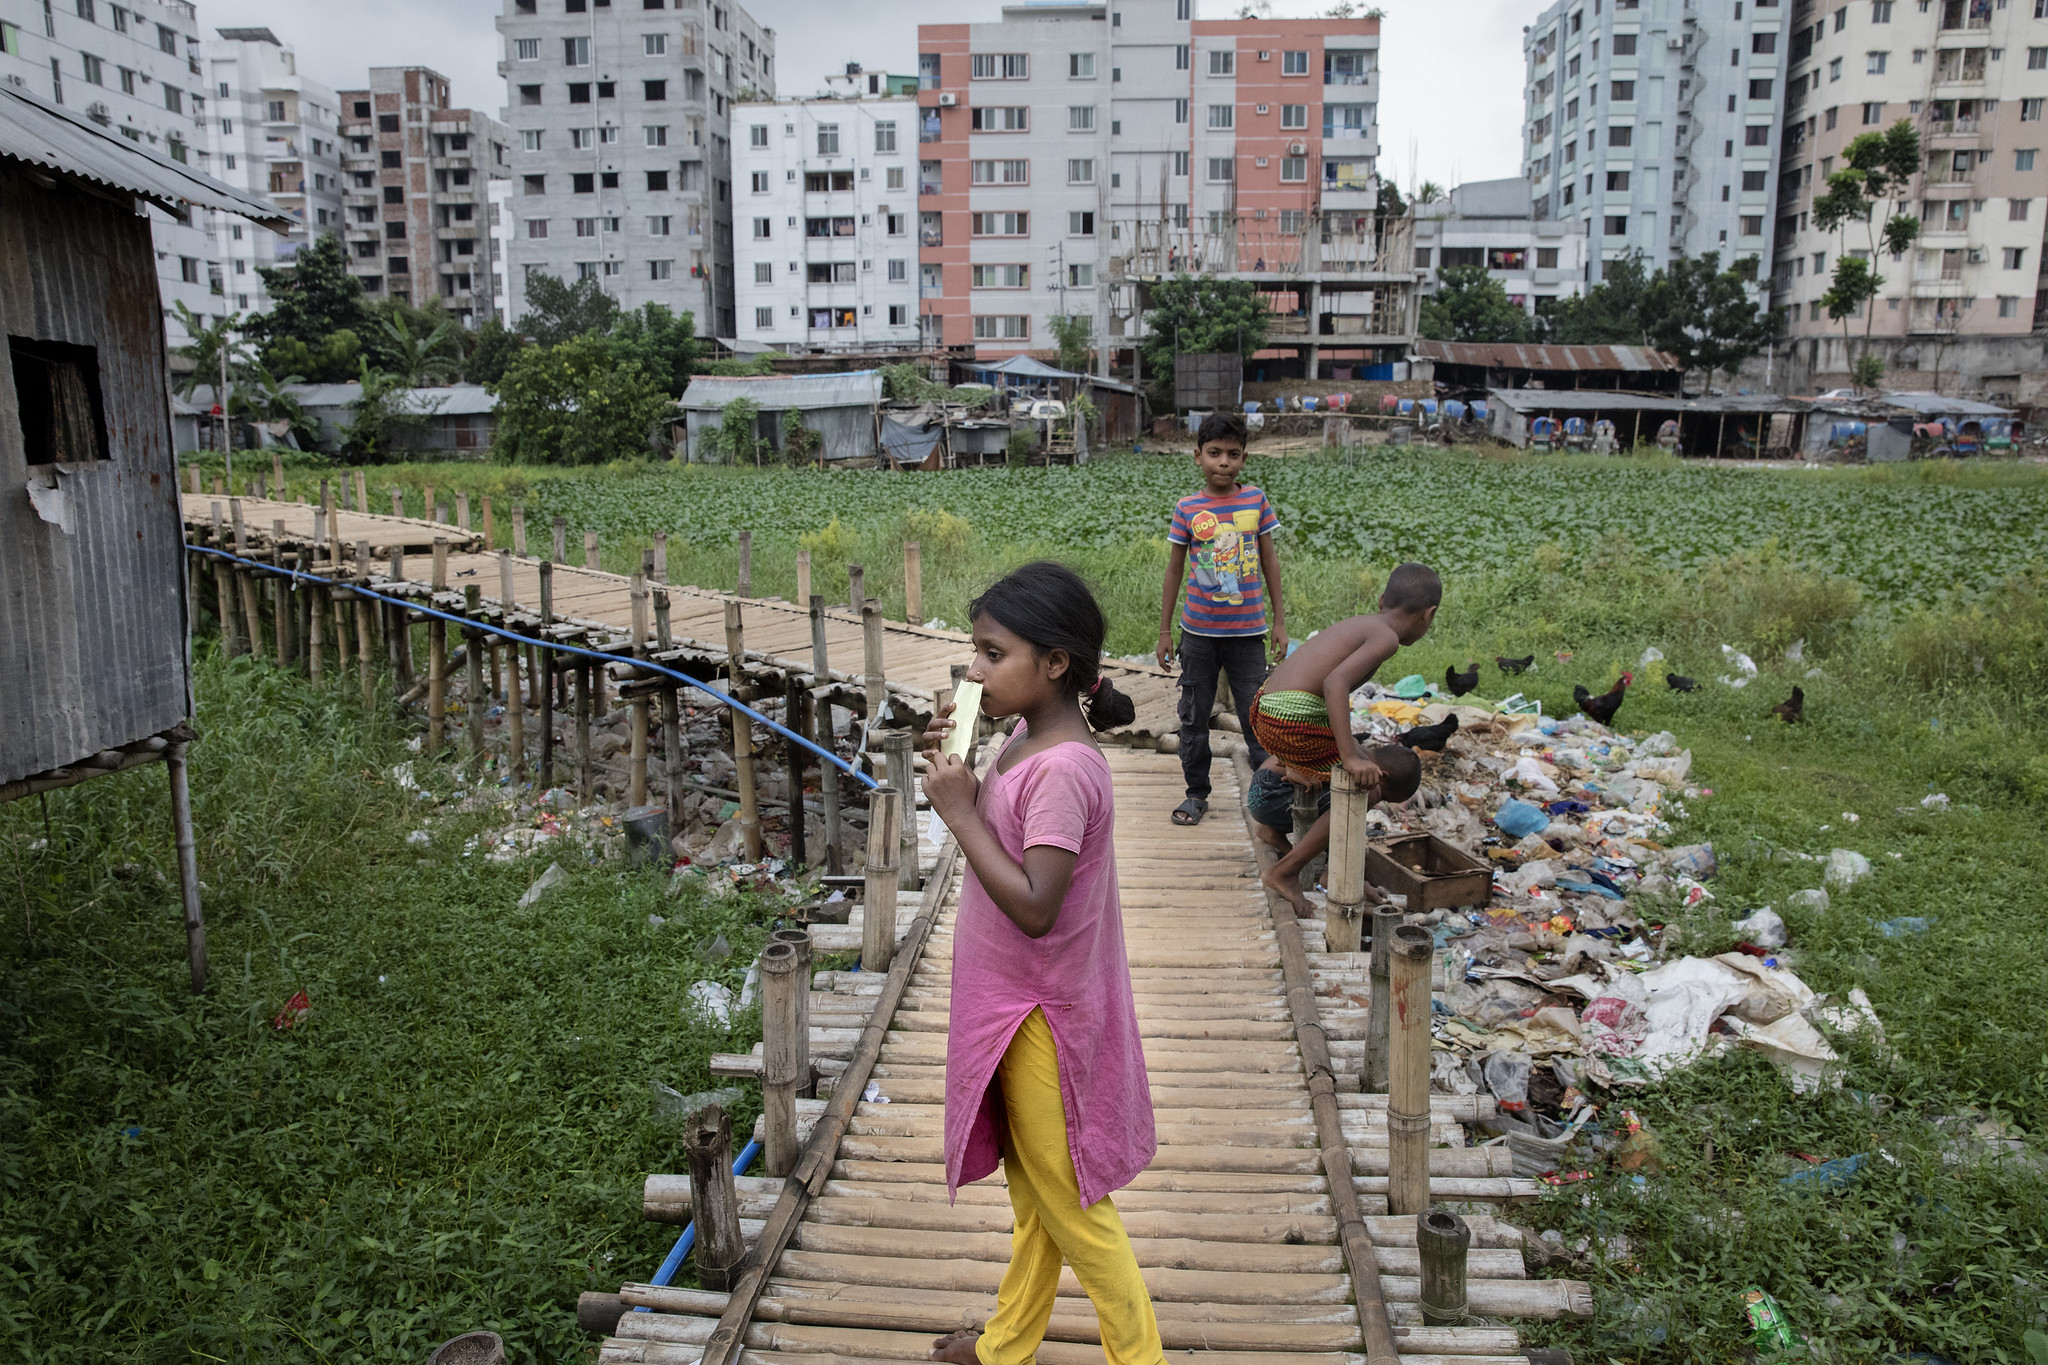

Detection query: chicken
xmin=1666 ymin=673 xmax=1699 ymax=693
xmin=1496 ymin=654 xmax=1536 ymax=675
xmin=1396 ymin=713 xmax=1461 ymax=753
xmin=1445 ymin=663 xmax=1480 ymax=697
xmin=1772 ymin=686 xmax=1805 ymax=724
xmin=1573 ymin=672 xmax=1633 ymax=726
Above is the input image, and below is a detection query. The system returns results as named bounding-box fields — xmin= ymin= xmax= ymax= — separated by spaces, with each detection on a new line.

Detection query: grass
xmin=28 ymin=446 xmax=2048 ymax=1360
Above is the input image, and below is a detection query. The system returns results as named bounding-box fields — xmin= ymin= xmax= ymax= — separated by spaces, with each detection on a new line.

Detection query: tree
xmin=231 ymin=364 xmax=321 ymax=450
xmin=464 ymin=317 xmax=528 ymax=387
xmin=1640 ymin=251 xmax=1783 ymax=390
xmin=1538 ymin=252 xmax=1654 ymax=344
xmin=1047 ymin=313 xmax=1093 ymax=374
xmin=613 ymin=302 xmax=700 ymax=397
xmin=340 ymin=359 xmax=436 ymax=461
xmin=491 ymin=334 xmax=673 ymax=464
xmin=1376 ymin=181 xmax=1408 ymax=220
xmin=516 ymin=272 xmax=621 ymax=346
xmin=168 ymin=303 xmax=251 ymax=400
xmin=1812 ymin=120 xmax=1922 ymax=358
xmin=372 ymin=307 xmax=463 ymax=386
xmin=1139 ymin=275 xmax=1270 ymax=399
xmin=1413 ymin=181 xmax=1446 ymax=207
xmin=245 ymin=233 xmax=368 ymax=379
xmin=1418 ymin=265 xmax=1533 ymax=343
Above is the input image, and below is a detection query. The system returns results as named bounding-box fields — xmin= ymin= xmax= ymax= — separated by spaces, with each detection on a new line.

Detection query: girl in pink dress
xmin=918 ymin=562 xmax=1162 ymax=1365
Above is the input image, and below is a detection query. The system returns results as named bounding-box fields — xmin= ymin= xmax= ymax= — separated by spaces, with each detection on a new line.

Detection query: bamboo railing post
xmin=656 ymin=590 xmax=683 ymax=834
xmin=1387 ymin=923 xmax=1435 ymax=1217
xmin=271 ymin=451 xmax=284 ymax=492
xmin=1417 ymin=1209 xmax=1471 ymax=1326
xmin=639 ymin=547 xmax=657 ymax=586
xmin=861 ymin=597 xmax=885 ymax=725
xmin=324 ymin=479 xmax=341 ymax=566
xmin=208 ymin=506 xmax=237 ymax=655
xmin=271 ymin=519 xmax=292 ymax=666
xmin=391 ymin=487 xmax=404 ymax=518
xmin=684 ymin=1103 xmax=745 ymax=1293
xmin=767 ymin=925 xmax=813 ymax=1097
xmin=652 ymin=530 xmax=669 ymax=583
xmin=354 ymin=468 xmax=368 ymax=513
xmin=422 ymin=483 xmax=435 ymax=525
xmin=354 ymin=540 xmax=375 ymax=713
xmin=736 ymin=529 xmax=751 ymax=596
xmin=231 ymin=500 xmax=264 ymax=654
xmin=457 ymin=491 xmax=471 ymax=533
xmin=188 ymin=463 xmax=200 ymax=494
xmin=539 ymin=561 xmax=556 ymax=790
xmin=629 ymin=692 xmax=651 ymax=808
xmin=577 ymin=657 xmax=594 ymax=804
xmin=464 ymin=585 xmax=486 ymax=773
xmin=166 ymin=739 xmax=206 ymax=993
xmin=882 ymin=727 xmax=918 ymax=888
xmin=512 ymin=504 xmax=527 ymax=557
xmin=333 ymin=578 xmax=351 ymax=677
xmin=810 ymin=596 xmax=841 ymax=874
xmin=724 ymin=603 xmax=764 ymax=862
xmin=506 ymin=636 xmax=527 ymax=785
xmin=428 ymin=537 xmax=449 ymax=751
xmin=903 ymin=541 xmax=922 ymax=623
xmin=551 ymin=515 xmax=567 ymax=564
xmin=795 ymin=549 xmax=811 ymax=608
xmin=846 ymin=563 xmax=864 ymax=615
xmin=311 ymin=501 xmax=326 ymax=568
xmin=1325 ymin=766 xmax=1368 ymax=954
xmin=1366 ymin=904 xmax=1402 ymax=1093
xmin=317 ymin=478 xmax=330 ymax=551
xmin=784 ymin=677 xmax=809 ymax=868
xmin=481 ymin=495 xmax=494 ymax=547
xmin=306 ymin=569 xmax=324 ymax=684
xmin=860 ymin=785 xmax=903 ymax=973
xmin=584 ymin=529 xmax=600 ymax=571
xmin=759 ymin=940 xmax=805 ymax=1177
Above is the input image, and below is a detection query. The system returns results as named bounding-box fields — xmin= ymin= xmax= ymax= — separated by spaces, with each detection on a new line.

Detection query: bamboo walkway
xmin=603 ymin=751 xmax=1587 ymax=1365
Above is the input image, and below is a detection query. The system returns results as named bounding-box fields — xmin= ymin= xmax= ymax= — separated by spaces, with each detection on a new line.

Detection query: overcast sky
xmin=206 ymin=0 xmax=1528 ymax=189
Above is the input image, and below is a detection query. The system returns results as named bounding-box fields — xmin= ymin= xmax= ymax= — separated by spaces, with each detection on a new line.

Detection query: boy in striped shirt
xmin=1156 ymin=412 xmax=1287 ymax=826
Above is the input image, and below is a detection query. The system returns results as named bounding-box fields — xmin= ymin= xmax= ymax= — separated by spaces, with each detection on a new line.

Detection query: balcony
xmin=1924 ymin=116 xmax=1981 ymax=139
xmin=1937 ymin=0 xmax=1992 ymax=29
xmin=1322 ymin=125 xmax=1372 ymax=143
xmin=921 ymin=228 xmax=944 ymax=248
xmin=919 ymin=116 xmax=942 ymax=144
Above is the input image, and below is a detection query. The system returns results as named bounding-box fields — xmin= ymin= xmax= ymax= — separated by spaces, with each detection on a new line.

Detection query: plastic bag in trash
xmin=1494 ymin=799 xmax=1550 ymax=838
xmin=1731 ymin=907 xmax=1789 ymax=949
xmin=518 ymin=862 xmax=567 ymax=908
xmin=687 ymin=979 xmax=735 ymax=1026
xmin=1718 ymin=645 xmax=1759 ymax=689
xmin=1876 ymin=916 xmax=1934 ymax=937
xmin=1786 ymin=887 xmax=1830 ymax=912
xmin=1825 ymin=849 xmax=1872 ymax=887
xmin=1483 ymin=1051 xmax=1533 ymax=1112
xmin=651 ymin=1080 xmax=745 ymax=1132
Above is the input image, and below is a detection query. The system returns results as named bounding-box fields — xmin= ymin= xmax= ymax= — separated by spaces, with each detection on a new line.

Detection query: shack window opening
xmin=10 ymin=336 xmax=110 ymax=466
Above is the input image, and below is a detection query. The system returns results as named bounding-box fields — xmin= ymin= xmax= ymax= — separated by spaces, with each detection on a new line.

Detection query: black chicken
xmin=1772 ymin=686 xmax=1805 ymax=724
xmin=1397 ymin=713 xmax=1461 ymax=752
xmin=1666 ymin=673 xmax=1699 ymax=692
xmin=1573 ymin=672 xmax=1634 ymax=726
xmin=1496 ymin=654 xmax=1536 ymax=675
xmin=1445 ymin=663 xmax=1480 ymax=697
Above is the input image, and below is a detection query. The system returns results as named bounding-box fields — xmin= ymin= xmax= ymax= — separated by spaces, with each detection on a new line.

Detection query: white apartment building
xmin=207 ymin=27 xmax=342 ymax=314
xmin=1522 ymin=0 xmax=1790 ymax=293
xmin=488 ymin=177 xmax=516 ymax=322
xmin=1769 ymin=0 xmax=2048 ymax=387
xmin=1 ymin=0 xmax=223 ymax=345
xmin=1413 ymin=177 xmax=1591 ymax=317
xmin=731 ymin=97 xmax=920 ymax=350
xmin=494 ymin=0 xmax=776 ymax=338
xmin=918 ymin=3 xmax=1409 ymax=376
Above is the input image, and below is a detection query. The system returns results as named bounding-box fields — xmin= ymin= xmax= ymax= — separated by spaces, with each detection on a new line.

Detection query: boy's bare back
xmin=1262 ymin=613 xmax=1401 ymax=698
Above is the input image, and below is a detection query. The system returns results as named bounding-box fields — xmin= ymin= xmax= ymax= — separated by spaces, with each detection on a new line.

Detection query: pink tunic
xmin=943 ymin=735 xmax=1155 ymax=1209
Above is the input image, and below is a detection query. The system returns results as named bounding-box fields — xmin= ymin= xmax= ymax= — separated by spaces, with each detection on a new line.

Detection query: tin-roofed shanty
xmin=1487 ymin=388 xmax=1811 ymax=457
xmin=1414 ymin=339 xmax=1686 ymax=394
xmin=681 ymin=371 xmax=884 ymax=465
xmin=2 ymin=84 xmax=287 ymax=991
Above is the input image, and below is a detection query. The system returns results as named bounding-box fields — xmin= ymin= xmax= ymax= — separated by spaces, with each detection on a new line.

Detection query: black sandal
xmin=1171 ymin=798 xmax=1208 ymax=826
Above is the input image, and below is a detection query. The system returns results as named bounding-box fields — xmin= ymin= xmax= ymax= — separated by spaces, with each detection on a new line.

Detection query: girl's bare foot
xmin=1260 ymin=864 xmax=1317 ymax=918
xmin=929 ymin=1330 xmax=982 ymax=1364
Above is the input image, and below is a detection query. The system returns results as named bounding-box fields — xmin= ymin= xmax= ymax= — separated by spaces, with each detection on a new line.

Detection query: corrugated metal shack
xmin=1415 ymin=340 xmax=1686 ymax=395
xmin=681 ymin=371 xmax=882 ymax=464
xmin=1486 ymin=388 xmax=1810 ymax=457
xmin=1 ymin=84 xmax=287 ymax=990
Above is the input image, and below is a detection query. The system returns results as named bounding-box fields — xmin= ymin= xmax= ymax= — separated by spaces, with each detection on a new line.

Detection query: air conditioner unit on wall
xmin=1259 ymin=50 xmax=1271 ymax=60
xmin=1288 ymin=141 xmax=1306 ymax=155
xmin=937 ymin=92 xmax=956 ymax=106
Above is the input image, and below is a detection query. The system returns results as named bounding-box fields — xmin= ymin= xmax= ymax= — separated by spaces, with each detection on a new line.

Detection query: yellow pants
xmin=976 ymin=1008 xmax=1163 ymax=1365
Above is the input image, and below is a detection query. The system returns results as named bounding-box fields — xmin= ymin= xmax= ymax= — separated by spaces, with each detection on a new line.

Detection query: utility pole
xmin=218 ymin=322 xmax=232 ymax=489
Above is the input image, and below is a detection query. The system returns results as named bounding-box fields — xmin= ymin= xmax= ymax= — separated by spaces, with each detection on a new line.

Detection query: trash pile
xmin=1338 ymin=677 xmax=1892 ymax=1152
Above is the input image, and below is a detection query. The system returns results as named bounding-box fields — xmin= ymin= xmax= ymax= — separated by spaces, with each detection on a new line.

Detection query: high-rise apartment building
xmin=1413 ymin=177 xmax=1592 ymax=318
xmin=1522 ymin=0 xmax=1789 ymax=292
xmin=1768 ymin=0 xmax=2048 ymax=390
xmin=1 ymin=0 xmax=222 ymax=345
xmin=494 ymin=0 xmax=777 ymax=339
xmin=207 ymin=27 xmax=342 ymax=314
xmin=337 ymin=67 xmax=511 ymax=327
xmin=917 ymin=4 xmax=1415 ymax=375
xmin=731 ymin=96 xmax=921 ymax=350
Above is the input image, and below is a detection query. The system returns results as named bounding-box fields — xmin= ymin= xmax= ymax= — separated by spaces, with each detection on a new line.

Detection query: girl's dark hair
xmin=967 ymin=561 xmax=1137 ymax=731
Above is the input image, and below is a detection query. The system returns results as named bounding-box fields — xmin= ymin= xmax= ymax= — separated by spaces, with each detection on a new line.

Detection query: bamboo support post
xmin=271 ymin=520 xmax=292 ymax=666
xmin=325 ymin=480 xmax=341 ymax=565
xmin=767 ymin=926 xmax=813 ymax=1098
xmin=391 ymin=488 xmax=404 ymax=518
xmin=488 ymin=631 xmax=502 ymax=704
xmin=795 ymin=549 xmax=810 ymax=608
xmin=457 ymin=491 xmax=471 ymax=532
xmin=506 ymin=640 xmax=527 ymax=783
xmin=735 ymin=529 xmax=750 ymax=596
xmin=428 ymin=537 xmax=449 ymax=751
xmin=1325 ymin=767 xmax=1368 ymax=955
xmin=630 ymin=693 xmax=651 ymax=808
xmin=166 ymin=740 xmax=206 ymax=993
xmin=355 ymin=541 xmax=374 ymax=713
xmin=271 ymin=452 xmax=284 ymax=491
xmin=354 ymin=469 xmax=368 ymax=513
xmin=784 ymin=677 xmax=808 ymax=868
xmin=552 ymin=515 xmax=567 ymax=563
xmin=584 ymin=530 xmax=599 ymax=570
xmin=640 ymin=547 xmax=657 ymax=585
xmin=652 ymin=530 xmax=669 ymax=583
xmin=810 ymin=596 xmax=840 ymax=875
xmin=630 ymin=573 xmax=650 ymax=655
xmin=684 ymin=1103 xmax=746 ymax=1293
xmin=464 ymin=586 xmax=486 ymax=773
xmin=333 ymin=586 xmax=350 ymax=676
xmin=207 ymin=509 xmax=237 ymax=655
xmin=881 ymin=727 xmax=918 ymax=888
xmin=539 ymin=561 xmax=556 ymax=790
xmin=759 ymin=940 xmax=805 ymax=1178
xmin=212 ymin=475 xmax=223 ymax=497
xmin=846 ymin=563 xmax=864 ymax=615
xmin=512 ymin=504 xmax=527 ymax=557
xmin=481 ymin=496 xmax=493 ymax=547
xmin=577 ymin=659 xmax=594 ymax=804
xmin=1365 ymin=904 xmax=1402 ymax=1094
xmin=1417 ymin=1209 xmax=1471 ymax=1327
xmin=903 ymin=541 xmax=921 ymax=623
xmin=306 ymin=573 xmax=324 ymax=684
xmin=422 ymin=483 xmax=434 ymax=524
xmin=311 ymin=502 xmax=326 ymax=567
xmin=1387 ymin=923 xmax=1435 ymax=1217
xmin=725 ymin=603 xmax=763 ymax=862
xmin=860 ymin=598 xmax=885 ymax=722
xmin=231 ymin=501 xmax=264 ymax=654
xmin=497 ymin=549 xmax=517 ymax=614
xmin=860 ymin=785 xmax=903 ymax=974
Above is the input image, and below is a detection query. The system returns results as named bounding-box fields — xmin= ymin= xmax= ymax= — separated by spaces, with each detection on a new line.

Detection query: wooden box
xmin=1362 ymin=834 xmax=1493 ymax=912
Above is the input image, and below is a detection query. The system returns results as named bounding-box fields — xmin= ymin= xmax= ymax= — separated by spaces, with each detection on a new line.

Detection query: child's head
xmin=1194 ymin=411 xmax=1249 ymax=489
xmin=1367 ymin=743 xmax=1422 ymax=804
xmin=1378 ymin=562 xmax=1442 ymax=645
xmin=966 ymin=561 xmax=1137 ymax=731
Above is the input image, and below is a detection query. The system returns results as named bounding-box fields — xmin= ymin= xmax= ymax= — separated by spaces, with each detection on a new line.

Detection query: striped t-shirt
xmin=1168 ymin=485 xmax=1280 ymax=637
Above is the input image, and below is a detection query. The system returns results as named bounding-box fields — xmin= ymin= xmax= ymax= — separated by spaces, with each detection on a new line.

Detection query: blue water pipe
xmin=637 ymin=1137 xmax=763 ymax=1307
xmin=184 ymin=542 xmax=877 ymax=788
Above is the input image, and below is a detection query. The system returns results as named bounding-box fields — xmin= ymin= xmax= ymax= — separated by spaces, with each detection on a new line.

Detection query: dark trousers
xmin=1176 ymin=630 xmax=1271 ymax=802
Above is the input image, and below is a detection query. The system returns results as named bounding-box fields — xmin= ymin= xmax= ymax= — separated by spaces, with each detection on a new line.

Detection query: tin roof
xmin=1487 ymin=388 xmax=1806 ymax=414
xmin=0 ymin=84 xmax=289 ymax=230
xmin=1414 ymin=339 xmax=1682 ymax=373
xmin=681 ymin=370 xmax=883 ymax=410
